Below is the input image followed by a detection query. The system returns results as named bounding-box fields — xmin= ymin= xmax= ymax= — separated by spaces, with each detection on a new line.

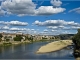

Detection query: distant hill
xmin=54 ymin=34 xmax=75 ymax=40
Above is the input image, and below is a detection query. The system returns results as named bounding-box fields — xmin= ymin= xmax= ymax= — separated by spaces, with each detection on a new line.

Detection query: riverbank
xmin=37 ymin=40 xmax=72 ymax=53
xmin=0 ymin=40 xmax=54 ymax=46
xmin=0 ymin=41 xmax=31 ymax=46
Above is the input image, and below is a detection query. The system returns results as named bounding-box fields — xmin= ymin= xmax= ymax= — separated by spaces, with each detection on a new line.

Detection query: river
xmin=0 ymin=41 xmax=75 ymax=60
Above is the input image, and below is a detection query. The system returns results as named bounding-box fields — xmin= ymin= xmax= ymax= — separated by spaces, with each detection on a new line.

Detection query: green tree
xmin=6 ymin=38 xmax=10 ymax=42
xmin=72 ymin=29 xmax=80 ymax=57
xmin=72 ymin=29 xmax=80 ymax=47
xmin=0 ymin=34 xmax=3 ymax=38
xmin=13 ymin=35 xmax=23 ymax=41
xmin=0 ymin=34 xmax=3 ymax=42
xmin=28 ymin=36 xmax=33 ymax=42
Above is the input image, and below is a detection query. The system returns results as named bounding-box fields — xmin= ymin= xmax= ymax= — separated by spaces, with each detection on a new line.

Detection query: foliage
xmin=0 ymin=34 xmax=3 ymax=38
xmin=13 ymin=35 xmax=23 ymax=41
xmin=72 ymin=29 xmax=80 ymax=47
xmin=6 ymin=38 xmax=10 ymax=42
xmin=42 ymin=37 xmax=47 ymax=39
xmin=0 ymin=38 xmax=2 ymax=42
xmin=28 ymin=36 xmax=33 ymax=42
xmin=25 ymin=35 xmax=33 ymax=42
xmin=0 ymin=34 xmax=3 ymax=42
xmin=51 ymin=37 xmax=55 ymax=39
xmin=55 ymin=34 xmax=74 ymax=40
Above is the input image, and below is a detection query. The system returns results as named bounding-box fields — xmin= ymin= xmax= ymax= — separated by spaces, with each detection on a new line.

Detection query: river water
xmin=0 ymin=41 xmax=75 ymax=60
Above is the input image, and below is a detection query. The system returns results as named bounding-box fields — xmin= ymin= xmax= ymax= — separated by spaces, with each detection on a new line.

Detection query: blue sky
xmin=0 ymin=0 xmax=80 ymax=35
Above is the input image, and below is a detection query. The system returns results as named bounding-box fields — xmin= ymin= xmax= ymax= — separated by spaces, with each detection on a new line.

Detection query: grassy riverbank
xmin=0 ymin=39 xmax=54 ymax=46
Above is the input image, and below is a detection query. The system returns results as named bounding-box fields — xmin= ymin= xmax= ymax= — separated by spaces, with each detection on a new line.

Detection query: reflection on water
xmin=0 ymin=42 xmax=75 ymax=59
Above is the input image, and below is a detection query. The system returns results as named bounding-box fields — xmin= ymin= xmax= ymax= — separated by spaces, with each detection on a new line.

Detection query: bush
xmin=72 ymin=29 xmax=80 ymax=58
xmin=13 ymin=35 xmax=23 ymax=41
xmin=72 ymin=29 xmax=80 ymax=47
xmin=6 ymin=38 xmax=10 ymax=42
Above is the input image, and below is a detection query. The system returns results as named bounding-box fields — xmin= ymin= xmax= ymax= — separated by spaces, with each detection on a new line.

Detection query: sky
xmin=0 ymin=0 xmax=80 ymax=35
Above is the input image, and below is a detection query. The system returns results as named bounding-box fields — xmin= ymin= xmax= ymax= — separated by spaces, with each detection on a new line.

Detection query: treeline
xmin=72 ymin=29 xmax=80 ymax=58
xmin=54 ymin=34 xmax=74 ymax=40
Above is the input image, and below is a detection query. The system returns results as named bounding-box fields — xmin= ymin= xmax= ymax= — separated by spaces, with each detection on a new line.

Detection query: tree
xmin=72 ymin=29 xmax=80 ymax=57
xmin=72 ymin=29 xmax=80 ymax=47
xmin=0 ymin=34 xmax=3 ymax=42
xmin=28 ymin=36 xmax=33 ymax=42
xmin=6 ymin=38 xmax=10 ymax=42
xmin=0 ymin=34 xmax=3 ymax=38
xmin=13 ymin=35 xmax=23 ymax=41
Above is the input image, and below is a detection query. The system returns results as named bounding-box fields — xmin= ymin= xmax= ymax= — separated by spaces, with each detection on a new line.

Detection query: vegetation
xmin=2 ymin=42 xmax=12 ymax=46
xmin=6 ymin=38 xmax=10 ymax=42
xmin=13 ymin=35 xmax=23 ymax=41
xmin=25 ymin=35 xmax=33 ymax=42
xmin=72 ymin=29 xmax=80 ymax=57
xmin=28 ymin=36 xmax=33 ymax=42
xmin=72 ymin=29 xmax=80 ymax=47
xmin=0 ymin=34 xmax=3 ymax=42
xmin=55 ymin=34 xmax=74 ymax=40
xmin=42 ymin=37 xmax=47 ymax=39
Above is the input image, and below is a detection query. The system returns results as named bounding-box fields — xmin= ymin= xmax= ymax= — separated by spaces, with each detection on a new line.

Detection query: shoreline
xmin=0 ymin=41 xmax=31 ymax=46
xmin=0 ymin=40 xmax=53 ymax=46
xmin=36 ymin=40 xmax=72 ymax=53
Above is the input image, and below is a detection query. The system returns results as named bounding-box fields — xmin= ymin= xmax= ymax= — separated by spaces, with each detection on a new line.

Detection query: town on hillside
xmin=0 ymin=32 xmax=74 ymax=45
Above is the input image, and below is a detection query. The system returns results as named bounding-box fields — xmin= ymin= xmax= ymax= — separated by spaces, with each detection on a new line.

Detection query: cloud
xmin=33 ymin=20 xmax=80 ymax=32
xmin=0 ymin=0 xmax=65 ymax=16
xmin=0 ymin=6 xmax=5 ymax=16
xmin=48 ymin=26 xmax=80 ymax=30
xmin=31 ymin=29 xmax=35 ymax=31
xmin=47 ymin=26 xmax=58 ymax=29
xmin=51 ymin=30 xmax=57 ymax=32
xmin=0 ymin=26 xmax=9 ymax=30
xmin=71 ymin=26 xmax=80 ymax=30
xmin=9 ymin=28 xmax=27 ymax=31
xmin=33 ymin=20 xmax=80 ymax=27
xmin=50 ymin=0 xmax=62 ymax=7
xmin=69 ymin=7 xmax=80 ymax=14
xmin=0 ymin=21 xmax=28 ymax=26
xmin=35 ymin=6 xmax=66 ymax=15
xmin=1 ymin=0 xmax=36 ymax=16
xmin=43 ymin=29 xmax=48 ymax=32
xmin=2 ymin=26 xmax=9 ymax=30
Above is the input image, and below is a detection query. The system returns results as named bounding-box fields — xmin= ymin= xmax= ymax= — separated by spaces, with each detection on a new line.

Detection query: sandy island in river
xmin=37 ymin=40 xmax=72 ymax=53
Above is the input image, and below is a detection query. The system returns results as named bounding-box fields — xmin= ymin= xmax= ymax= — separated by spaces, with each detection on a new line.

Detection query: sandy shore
xmin=37 ymin=40 xmax=72 ymax=53
xmin=76 ymin=58 xmax=80 ymax=60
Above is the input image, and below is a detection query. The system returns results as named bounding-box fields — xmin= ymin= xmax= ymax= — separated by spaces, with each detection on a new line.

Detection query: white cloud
xmin=1 ymin=0 xmax=36 ymax=16
xmin=31 ymin=29 xmax=35 ymax=31
xmin=33 ymin=20 xmax=80 ymax=32
xmin=9 ymin=28 xmax=27 ymax=31
xmin=69 ymin=7 xmax=80 ymax=14
xmin=0 ymin=0 xmax=65 ymax=16
xmin=0 ymin=6 xmax=5 ymax=16
xmin=8 ymin=21 xmax=28 ymax=26
xmin=0 ymin=26 xmax=9 ymax=30
xmin=35 ymin=6 xmax=66 ymax=15
xmin=50 ymin=0 xmax=62 ymax=7
xmin=47 ymin=26 xmax=58 ymax=29
xmin=33 ymin=20 xmax=80 ymax=27
xmin=47 ymin=26 xmax=64 ymax=29
xmin=71 ymin=26 xmax=80 ymax=30
xmin=2 ymin=26 xmax=9 ymax=30
xmin=43 ymin=29 xmax=48 ymax=32
xmin=0 ymin=21 xmax=28 ymax=26
xmin=51 ymin=30 xmax=57 ymax=32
